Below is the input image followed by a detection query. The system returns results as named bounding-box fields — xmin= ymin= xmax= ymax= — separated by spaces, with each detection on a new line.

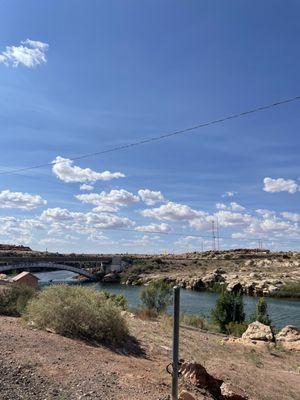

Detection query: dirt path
xmin=0 ymin=316 xmax=299 ymax=399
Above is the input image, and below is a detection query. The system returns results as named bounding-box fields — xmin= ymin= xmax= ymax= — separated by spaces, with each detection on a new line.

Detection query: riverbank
xmin=0 ymin=315 xmax=299 ymax=400
xmin=119 ymin=250 xmax=300 ymax=298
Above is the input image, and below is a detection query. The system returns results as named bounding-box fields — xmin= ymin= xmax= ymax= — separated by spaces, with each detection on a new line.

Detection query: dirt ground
xmin=0 ymin=316 xmax=299 ymax=400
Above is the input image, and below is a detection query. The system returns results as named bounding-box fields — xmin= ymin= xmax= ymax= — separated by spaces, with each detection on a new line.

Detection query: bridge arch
xmin=0 ymin=262 xmax=97 ymax=280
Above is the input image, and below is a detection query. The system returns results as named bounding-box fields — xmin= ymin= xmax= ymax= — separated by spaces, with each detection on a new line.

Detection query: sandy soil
xmin=0 ymin=316 xmax=299 ymax=400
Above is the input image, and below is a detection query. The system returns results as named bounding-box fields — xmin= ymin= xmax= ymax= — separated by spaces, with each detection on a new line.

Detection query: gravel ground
xmin=0 ymin=316 xmax=299 ymax=400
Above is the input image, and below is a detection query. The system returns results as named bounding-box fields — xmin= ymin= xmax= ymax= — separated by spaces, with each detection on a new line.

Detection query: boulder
xmin=179 ymin=360 xmax=223 ymax=398
xmin=178 ymin=391 xmax=196 ymax=400
xmin=220 ymin=382 xmax=249 ymax=399
xmin=102 ymin=272 xmax=120 ymax=283
xmin=276 ymin=325 xmax=300 ymax=351
xmin=202 ymin=272 xmax=225 ymax=285
xmin=226 ymin=282 xmax=243 ymax=293
xmin=242 ymin=321 xmax=274 ymax=342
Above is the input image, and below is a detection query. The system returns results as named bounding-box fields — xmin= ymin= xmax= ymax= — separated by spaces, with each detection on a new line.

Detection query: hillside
xmin=0 ymin=315 xmax=299 ymax=400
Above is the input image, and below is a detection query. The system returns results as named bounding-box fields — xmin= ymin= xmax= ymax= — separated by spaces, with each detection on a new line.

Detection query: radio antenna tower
xmin=216 ymin=217 xmax=220 ymax=251
xmin=211 ymin=221 xmax=216 ymax=251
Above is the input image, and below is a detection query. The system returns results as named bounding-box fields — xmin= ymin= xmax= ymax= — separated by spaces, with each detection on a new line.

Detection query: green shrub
xmin=25 ymin=285 xmax=128 ymax=345
xmin=211 ymin=289 xmax=245 ymax=333
xmin=101 ymin=291 xmax=127 ymax=310
xmin=250 ymin=297 xmax=272 ymax=326
xmin=0 ymin=284 xmax=36 ymax=316
xmin=140 ymin=280 xmax=172 ymax=314
xmin=271 ymin=283 xmax=300 ymax=299
xmin=226 ymin=322 xmax=248 ymax=337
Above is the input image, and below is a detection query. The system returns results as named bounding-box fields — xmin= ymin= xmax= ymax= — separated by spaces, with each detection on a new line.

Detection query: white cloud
xmin=215 ymin=210 xmax=252 ymax=228
xmin=221 ymin=191 xmax=237 ymax=198
xmin=135 ymin=223 xmax=170 ymax=233
xmin=141 ymin=201 xmax=206 ymax=221
xmin=138 ymin=189 xmax=164 ymax=205
xmin=216 ymin=202 xmax=245 ymax=211
xmin=92 ymin=205 xmax=119 ymax=213
xmin=76 ymin=189 xmax=139 ymax=207
xmin=88 ymin=232 xmax=109 ymax=242
xmin=52 ymin=156 xmax=125 ymax=183
xmin=255 ymin=209 xmax=276 ymax=218
xmin=80 ymin=184 xmax=94 ymax=191
xmin=0 ymin=216 xmax=45 ymax=246
xmin=40 ymin=207 xmax=134 ymax=234
xmin=281 ymin=212 xmax=300 ymax=222
xmin=0 ymin=190 xmax=46 ymax=209
xmin=0 ymin=39 xmax=49 ymax=68
xmin=263 ymin=177 xmax=299 ymax=194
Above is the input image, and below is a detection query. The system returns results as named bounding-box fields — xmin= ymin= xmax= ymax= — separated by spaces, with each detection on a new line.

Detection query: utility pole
xmin=171 ymin=286 xmax=180 ymax=400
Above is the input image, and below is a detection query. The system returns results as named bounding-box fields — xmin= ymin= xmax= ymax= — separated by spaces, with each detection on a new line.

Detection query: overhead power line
xmin=93 ymin=226 xmax=300 ymax=244
xmin=0 ymin=95 xmax=300 ymax=176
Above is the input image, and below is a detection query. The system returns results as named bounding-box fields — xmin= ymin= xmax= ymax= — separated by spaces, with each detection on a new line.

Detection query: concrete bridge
xmin=0 ymin=262 xmax=97 ymax=280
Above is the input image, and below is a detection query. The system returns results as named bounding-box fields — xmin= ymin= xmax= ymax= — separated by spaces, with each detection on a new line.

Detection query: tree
xmin=253 ymin=297 xmax=272 ymax=326
xmin=212 ymin=289 xmax=245 ymax=333
xmin=140 ymin=280 xmax=172 ymax=314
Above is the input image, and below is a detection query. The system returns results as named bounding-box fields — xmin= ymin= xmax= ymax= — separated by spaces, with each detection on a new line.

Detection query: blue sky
xmin=0 ymin=0 xmax=300 ymax=253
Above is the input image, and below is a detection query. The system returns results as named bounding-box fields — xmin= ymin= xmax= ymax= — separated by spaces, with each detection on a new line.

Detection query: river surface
xmin=35 ymin=270 xmax=300 ymax=329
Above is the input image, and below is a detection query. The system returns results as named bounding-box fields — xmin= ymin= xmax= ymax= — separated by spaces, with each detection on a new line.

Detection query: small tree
xmin=253 ymin=297 xmax=272 ymax=326
xmin=212 ymin=289 xmax=245 ymax=333
xmin=140 ymin=280 xmax=172 ymax=314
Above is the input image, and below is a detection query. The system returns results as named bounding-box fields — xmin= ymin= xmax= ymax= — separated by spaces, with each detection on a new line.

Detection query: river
xmin=35 ymin=270 xmax=300 ymax=329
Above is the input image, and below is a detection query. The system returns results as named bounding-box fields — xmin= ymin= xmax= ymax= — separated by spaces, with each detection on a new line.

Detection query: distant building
xmin=11 ymin=271 xmax=39 ymax=289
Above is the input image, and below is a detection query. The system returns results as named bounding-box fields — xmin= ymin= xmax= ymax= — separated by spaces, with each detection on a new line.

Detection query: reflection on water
xmin=35 ymin=270 xmax=300 ymax=329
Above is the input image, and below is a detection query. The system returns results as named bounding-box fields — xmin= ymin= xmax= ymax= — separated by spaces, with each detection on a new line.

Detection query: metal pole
xmin=171 ymin=286 xmax=180 ymax=400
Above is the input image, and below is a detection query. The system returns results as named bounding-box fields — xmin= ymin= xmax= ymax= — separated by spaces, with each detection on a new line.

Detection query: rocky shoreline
xmin=119 ymin=251 xmax=300 ymax=298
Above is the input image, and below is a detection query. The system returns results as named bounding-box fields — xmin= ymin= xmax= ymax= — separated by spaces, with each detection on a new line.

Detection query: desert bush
xmin=250 ymin=297 xmax=272 ymax=326
xmin=271 ymin=283 xmax=300 ymax=299
xmin=0 ymin=284 xmax=36 ymax=316
xmin=211 ymin=289 xmax=245 ymax=333
xmin=100 ymin=291 xmax=127 ymax=310
xmin=25 ymin=285 xmax=128 ymax=345
xmin=226 ymin=321 xmax=248 ymax=337
xmin=140 ymin=280 xmax=172 ymax=314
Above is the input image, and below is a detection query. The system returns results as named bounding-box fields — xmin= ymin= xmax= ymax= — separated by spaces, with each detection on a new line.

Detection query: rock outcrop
xmin=241 ymin=321 xmax=274 ymax=343
xmin=178 ymin=360 xmax=249 ymax=400
xmin=220 ymin=383 xmax=249 ymax=400
xmin=276 ymin=325 xmax=300 ymax=351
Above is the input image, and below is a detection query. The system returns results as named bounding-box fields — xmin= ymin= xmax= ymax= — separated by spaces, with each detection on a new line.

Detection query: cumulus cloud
xmin=92 ymin=205 xmax=119 ymax=213
xmin=141 ymin=201 xmax=206 ymax=221
xmin=40 ymin=207 xmax=134 ymax=233
xmin=263 ymin=177 xmax=299 ymax=194
xmin=215 ymin=210 xmax=252 ymax=228
xmin=52 ymin=156 xmax=125 ymax=183
xmin=135 ymin=223 xmax=170 ymax=233
xmin=0 ymin=39 xmax=49 ymax=68
xmin=0 ymin=189 xmax=46 ymax=209
xmin=216 ymin=202 xmax=245 ymax=212
xmin=0 ymin=216 xmax=45 ymax=245
xmin=281 ymin=212 xmax=300 ymax=222
xmin=88 ymin=232 xmax=109 ymax=242
xmin=138 ymin=189 xmax=164 ymax=205
xmin=76 ymin=189 xmax=139 ymax=207
xmin=79 ymin=184 xmax=94 ymax=191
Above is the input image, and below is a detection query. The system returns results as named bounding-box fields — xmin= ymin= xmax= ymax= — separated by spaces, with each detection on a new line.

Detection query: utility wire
xmin=91 ymin=226 xmax=300 ymax=244
xmin=0 ymin=95 xmax=299 ymax=176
